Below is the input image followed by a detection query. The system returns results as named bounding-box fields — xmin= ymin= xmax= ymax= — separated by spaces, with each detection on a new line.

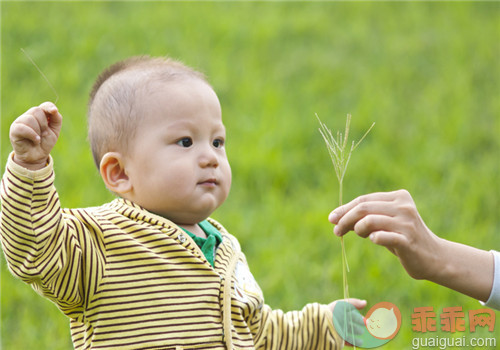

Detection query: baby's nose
xmin=199 ymin=147 xmax=219 ymax=168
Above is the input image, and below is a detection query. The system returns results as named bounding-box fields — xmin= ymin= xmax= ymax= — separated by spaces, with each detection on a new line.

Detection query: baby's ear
xmin=100 ymin=152 xmax=132 ymax=194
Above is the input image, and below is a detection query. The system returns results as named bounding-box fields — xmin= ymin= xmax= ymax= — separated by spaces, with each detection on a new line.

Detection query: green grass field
xmin=1 ymin=1 xmax=499 ymax=349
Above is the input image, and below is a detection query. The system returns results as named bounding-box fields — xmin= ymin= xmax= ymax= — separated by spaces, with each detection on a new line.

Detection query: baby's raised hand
xmin=10 ymin=102 xmax=62 ymax=170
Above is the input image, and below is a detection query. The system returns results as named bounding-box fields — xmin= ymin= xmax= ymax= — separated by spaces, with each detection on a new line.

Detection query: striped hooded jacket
xmin=0 ymin=155 xmax=341 ymax=350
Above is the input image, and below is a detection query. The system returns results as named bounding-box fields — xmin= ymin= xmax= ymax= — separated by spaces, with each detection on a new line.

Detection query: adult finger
xmin=329 ymin=191 xmax=401 ymax=224
xmin=352 ymin=214 xmax=402 ymax=238
xmin=369 ymin=231 xmax=408 ymax=251
xmin=333 ymin=201 xmax=399 ymax=237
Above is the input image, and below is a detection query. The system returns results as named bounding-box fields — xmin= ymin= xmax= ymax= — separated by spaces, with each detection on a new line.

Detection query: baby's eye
xmin=213 ymin=138 xmax=225 ymax=148
xmin=176 ymin=137 xmax=193 ymax=148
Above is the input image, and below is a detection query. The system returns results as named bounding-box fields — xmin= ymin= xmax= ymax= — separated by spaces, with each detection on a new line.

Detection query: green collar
xmin=181 ymin=220 xmax=222 ymax=267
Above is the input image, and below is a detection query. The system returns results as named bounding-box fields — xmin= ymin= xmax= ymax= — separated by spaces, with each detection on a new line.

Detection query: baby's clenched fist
xmin=10 ymin=102 xmax=63 ymax=170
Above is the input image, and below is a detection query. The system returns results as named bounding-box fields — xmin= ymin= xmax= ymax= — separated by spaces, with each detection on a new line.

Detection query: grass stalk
xmin=317 ymin=113 xmax=374 ymax=348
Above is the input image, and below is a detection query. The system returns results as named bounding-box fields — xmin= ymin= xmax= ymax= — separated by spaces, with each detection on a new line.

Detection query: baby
xmin=2 ymin=56 xmax=364 ymax=349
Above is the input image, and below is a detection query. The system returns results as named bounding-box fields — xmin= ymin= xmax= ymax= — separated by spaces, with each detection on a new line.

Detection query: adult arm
xmin=329 ymin=190 xmax=496 ymax=308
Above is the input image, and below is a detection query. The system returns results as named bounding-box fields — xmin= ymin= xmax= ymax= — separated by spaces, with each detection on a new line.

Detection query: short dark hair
xmin=87 ymin=56 xmax=207 ymax=168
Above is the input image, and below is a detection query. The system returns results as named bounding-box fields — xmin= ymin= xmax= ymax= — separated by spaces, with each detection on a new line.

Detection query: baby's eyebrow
xmin=167 ymin=119 xmax=195 ymax=129
xmin=161 ymin=120 xmax=191 ymax=133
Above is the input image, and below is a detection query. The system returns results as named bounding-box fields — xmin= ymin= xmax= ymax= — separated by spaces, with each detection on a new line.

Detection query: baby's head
xmin=88 ymin=56 xmax=206 ymax=168
xmin=88 ymin=56 xmax=231 ymax=225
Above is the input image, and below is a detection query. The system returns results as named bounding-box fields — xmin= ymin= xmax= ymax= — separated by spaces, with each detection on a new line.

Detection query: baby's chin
xmin=149 ymin=190 xmax=228 ymax=224
xmin=155 ymin=210 xmax=214 ymax=227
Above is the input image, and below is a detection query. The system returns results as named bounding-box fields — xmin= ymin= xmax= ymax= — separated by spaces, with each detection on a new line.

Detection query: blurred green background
xmin=1 ymin=1 xmax=499 ymax=349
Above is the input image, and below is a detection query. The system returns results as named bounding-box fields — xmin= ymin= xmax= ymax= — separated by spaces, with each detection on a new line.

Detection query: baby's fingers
xmin=10 ymin=113 xmax=43 ymax=144
xmin=39 ymin=101 xmax=58 ymax=114
xmin=328 ymin=298 xmax=367 ymax=313
xmin=12 ymin=106 xmax=50 ymax=138
xmin=10 ymin=121 xmax=41 ymax=144
xmin=39 ymin=101 xmax=62 ymax=132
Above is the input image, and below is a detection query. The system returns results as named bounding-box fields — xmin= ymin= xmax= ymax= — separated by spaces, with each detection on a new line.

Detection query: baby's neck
xmin=179 ymin=223 xmax=207 ymax=239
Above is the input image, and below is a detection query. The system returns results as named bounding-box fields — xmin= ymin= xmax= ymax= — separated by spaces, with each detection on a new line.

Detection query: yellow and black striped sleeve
xmin=0 ymin=155 xmax=104 ymax=319
xmin=252 ymin=302 xmax=342 ymax=349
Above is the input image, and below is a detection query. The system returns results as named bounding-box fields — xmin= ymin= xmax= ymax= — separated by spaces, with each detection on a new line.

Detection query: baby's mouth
xmin=198 ymin=178 xmax=218 ymax=186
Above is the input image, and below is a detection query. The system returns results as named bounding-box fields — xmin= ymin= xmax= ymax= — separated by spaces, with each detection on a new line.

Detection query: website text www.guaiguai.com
xmin=411 ymin=335 xmax=497 ymax=349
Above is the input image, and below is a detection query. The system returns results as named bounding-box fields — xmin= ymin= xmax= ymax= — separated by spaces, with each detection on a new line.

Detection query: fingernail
xmin=334 ymin=226 xmax=340 ymax=236
xmin=329 ymin=211 xmax=339 ymax=223
xmin=369 ymin=233 xmax=377 ymax=243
